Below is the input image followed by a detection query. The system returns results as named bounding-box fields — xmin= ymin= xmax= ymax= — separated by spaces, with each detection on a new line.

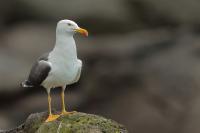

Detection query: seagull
xmin=21 ymin=19 xmax=88 ymax=122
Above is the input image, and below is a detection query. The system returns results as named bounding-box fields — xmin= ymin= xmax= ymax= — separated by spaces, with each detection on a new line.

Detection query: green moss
xmin=22 ymin=112 xmax=127 ymax=133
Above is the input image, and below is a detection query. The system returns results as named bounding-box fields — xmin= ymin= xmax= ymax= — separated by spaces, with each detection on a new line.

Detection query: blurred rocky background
xmin=1 ymin=0 xmax=200 ymax=133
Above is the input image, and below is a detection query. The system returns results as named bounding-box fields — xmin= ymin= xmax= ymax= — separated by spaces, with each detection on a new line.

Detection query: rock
xmin=4 ymin=112 xmax=127 ymax=133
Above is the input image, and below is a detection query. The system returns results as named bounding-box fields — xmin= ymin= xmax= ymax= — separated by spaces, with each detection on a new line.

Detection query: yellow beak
xmin=75 ymin=28 xmax=88 ymax=37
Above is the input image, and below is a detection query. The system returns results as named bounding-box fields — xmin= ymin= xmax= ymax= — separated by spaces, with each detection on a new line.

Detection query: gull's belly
xmin=53 ymin=64 xmax=77 ymax=83
xmin=42 ymin=62 xmax=79 ymax=89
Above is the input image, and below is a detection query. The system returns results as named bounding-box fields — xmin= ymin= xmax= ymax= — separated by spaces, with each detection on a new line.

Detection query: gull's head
xmin=56 ymin=19 xmax=88 ymax=37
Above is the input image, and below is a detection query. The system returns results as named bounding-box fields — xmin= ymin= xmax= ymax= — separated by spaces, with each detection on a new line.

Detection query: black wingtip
xmin=21 ymin=80 xmax=34 ymax=88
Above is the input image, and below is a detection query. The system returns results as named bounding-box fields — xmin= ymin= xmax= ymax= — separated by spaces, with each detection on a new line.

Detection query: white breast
xmin=41 ymin=35 xmax=82 ymax=90
xmin=42 ymin=55 xmax=81 ymax=89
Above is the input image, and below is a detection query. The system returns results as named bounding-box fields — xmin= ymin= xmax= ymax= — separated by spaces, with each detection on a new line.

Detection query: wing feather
xmin=27 ymin=60 xmax=51 ymax=86
xmin=21 ymin=53 xmax=51 ymax=87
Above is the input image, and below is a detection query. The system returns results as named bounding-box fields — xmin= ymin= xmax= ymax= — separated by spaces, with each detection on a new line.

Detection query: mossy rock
xmin=6 ymin=111 xmax=128 ymax=133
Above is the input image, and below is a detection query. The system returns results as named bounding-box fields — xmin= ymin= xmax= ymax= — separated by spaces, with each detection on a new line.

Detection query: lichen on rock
xmin=6 ymin=111 xmax=128 ymax=133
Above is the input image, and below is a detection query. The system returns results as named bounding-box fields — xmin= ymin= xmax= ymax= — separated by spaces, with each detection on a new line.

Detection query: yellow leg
xmin=45 ymin=93 xmax=60 ymax=122
xmin=60 ymin=89 xmax=76 ymax=115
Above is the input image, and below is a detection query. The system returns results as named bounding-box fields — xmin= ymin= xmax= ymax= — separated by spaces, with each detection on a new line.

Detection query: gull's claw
xmin=60 ymin=111 xmax=77 ymax=116
xmin=45 ymin=114 xmax=60 ymax=122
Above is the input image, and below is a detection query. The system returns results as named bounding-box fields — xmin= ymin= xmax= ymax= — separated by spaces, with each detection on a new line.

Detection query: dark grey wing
xmin=27 ymin=60 xmax=51 ymax=86
xmin=21 ymin=53 xmax=51 ymax=87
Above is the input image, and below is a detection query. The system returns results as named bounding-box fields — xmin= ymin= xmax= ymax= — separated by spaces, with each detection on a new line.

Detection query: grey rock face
xmin=3 ymin=112 xmax=127 ymax=133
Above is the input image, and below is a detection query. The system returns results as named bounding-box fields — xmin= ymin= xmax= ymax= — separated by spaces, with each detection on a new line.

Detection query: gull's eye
xmin=67 ymin=23 xmax=72 ymax=26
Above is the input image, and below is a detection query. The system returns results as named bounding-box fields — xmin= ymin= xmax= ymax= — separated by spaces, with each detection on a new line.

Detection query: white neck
xmin=51 ymin=33 xmax=77 ymax=61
